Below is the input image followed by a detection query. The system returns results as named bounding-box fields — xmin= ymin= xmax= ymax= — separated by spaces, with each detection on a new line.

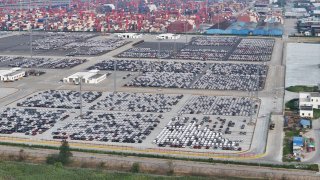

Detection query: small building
xmin=293 ymin=136 xmax=304 ymax=156
xmin=299 ymin=92 xmax=320 ymax=109
xmin=299 ymin=105 xmax=313 ymax=118
xmin=156 ymin=33 xmax=180 ymax=40
xmin=117 ymin=33 xmax=142 ymax=39
xmin=0 ymin=68 xmax=25 ymax=82
xmin=63 ymin=70 xmax=106 ymax=84
xmin=299 ymin=92 xmax=320 ymax=118
xmin=299 ymin=119 xmax=311 ymax=128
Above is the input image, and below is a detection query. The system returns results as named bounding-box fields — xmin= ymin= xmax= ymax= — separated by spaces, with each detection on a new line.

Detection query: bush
xmin=18 ymin=149 xmax=27 ymax=162
xmin=285 ymin=99 xmax=299 ymax=111
xmin=97 ymin=162 xmax=106 ymax=169
xmin=167 ymin=160 xmax=174 ymax=176
xmin=313 ymin=109 xmax=320 ymax=119
xmin=54 ymin=162 xmax=63 ymax=169
xmin=46 ymin=154 xmax=60 ymax=165
xmin=286 ymin=86 xmax=319 ymax=93
xmin=131 ymin=162 xmax=140 ymax=173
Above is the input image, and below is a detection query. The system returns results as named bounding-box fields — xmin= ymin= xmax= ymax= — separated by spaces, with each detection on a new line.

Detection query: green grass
xmin=0 ymin=141 xmax=318 ymax=171
xmin=285 ymin=86 xmax=319 ymax=93
xmin=285 ymin=130 xmax=300 ymax=137
xmin=282 ymin=138 xmax=293 ymax=162
xmin=285 ymin=99 xmax=299 ymax=111
xmin=0 ymin=161 xmax=243 ymax=180
xmin=313 ymin=109 xmax=320 ymax=119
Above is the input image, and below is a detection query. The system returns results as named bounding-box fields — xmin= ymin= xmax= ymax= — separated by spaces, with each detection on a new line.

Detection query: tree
xmin=46 ymin=140 xmax=73 ymax=165
xmin=58 ymin=140 xmax=73 ymax=165
xmin=131 ymin=162 xmax=140 ymax=173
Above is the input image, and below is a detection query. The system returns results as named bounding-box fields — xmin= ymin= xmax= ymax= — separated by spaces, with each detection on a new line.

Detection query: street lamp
xmin=158 ymin=38 xmax=161 ymax=60
xmin=29 ymin=0 xmax=33 ymax=58
xmin=78 ymin=75 xmax=83 ymax=119
xmin=113 ymin=59 xmax=117 ymax=92
xmin=174 ymin=30 xmax=177 ymax=58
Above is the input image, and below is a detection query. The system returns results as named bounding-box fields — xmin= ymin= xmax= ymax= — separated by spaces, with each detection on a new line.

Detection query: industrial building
xmin=63 ymin=70 xmax=106 ymax=84
xmin=156 ymin=33 xmax=180 ymax=40
xmin=167 ymin=21 xmax=193 ymax=33
xmin=0 ymin=68 xmax=25 ymax=82
xmin=297 ymin=17 xmax=320 ymax=36
xmin=117 ymin=33 xmax=142 ymax=39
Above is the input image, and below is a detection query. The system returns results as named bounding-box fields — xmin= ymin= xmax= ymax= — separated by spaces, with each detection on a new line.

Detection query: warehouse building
xmin=117 ymin=33 xmax=142 ymax=39
xmin=63 ymin=70 xmax=106 ymax=84
xmin=167 ymin=21 xmax=193 ymax=33
xmin=0 ymin=68 xmax=25 ymax=82
xmin=156 ymin=33 xmax=180 ymax=40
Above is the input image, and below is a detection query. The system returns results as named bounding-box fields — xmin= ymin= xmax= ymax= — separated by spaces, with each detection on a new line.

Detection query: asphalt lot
xmin=0 ymin=88 xmax=18 ymax=99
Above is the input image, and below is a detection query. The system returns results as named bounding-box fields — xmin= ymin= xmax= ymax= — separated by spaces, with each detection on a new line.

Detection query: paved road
xmin=261 ymin=115 xmax=284 ymax=162
xmin=304 ymin=119 xmax=320 ymax=163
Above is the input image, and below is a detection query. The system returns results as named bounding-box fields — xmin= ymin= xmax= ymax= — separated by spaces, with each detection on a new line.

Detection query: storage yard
xmin=118 ymin=37 xmax=275 ymax=61
xmin=1 ymin=90 xmax=259 ymax=152
xmin=0 ymin=31 xmax=285 ymax=157
xmin=0 ymin=32 xmax=129 ymax=56
xmin=0 ymin=56 xmax=87 ymax=69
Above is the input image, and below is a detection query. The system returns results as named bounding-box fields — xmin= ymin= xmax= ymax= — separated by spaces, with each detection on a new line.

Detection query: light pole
xmin=174 ymin=30 xmax=177 ymax=58
xmin=113 ymin=59 xmax=117 ymax=92
xmin=78 ymin=76 xmax=83 ymax=119
xmin=19 ymin=0 xmax=22 ymax=32
xmin=29 ymin=0 xmax=33 ymax=58
xmin=158 ymin=39 xmax=161 ymax=60
xmin=30 ymin=28 xmax=33 ymax=58
xmin=185 ymin=20 xmax=188 ymax=45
